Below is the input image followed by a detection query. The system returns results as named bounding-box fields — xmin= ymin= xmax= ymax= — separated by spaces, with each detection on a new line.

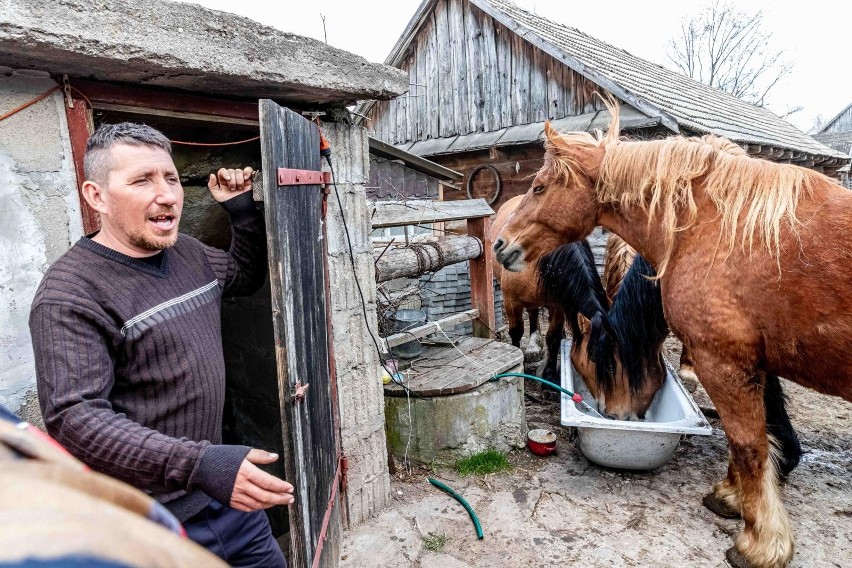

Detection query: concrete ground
xmin=341 ymin=340 xmax=852 ymax=568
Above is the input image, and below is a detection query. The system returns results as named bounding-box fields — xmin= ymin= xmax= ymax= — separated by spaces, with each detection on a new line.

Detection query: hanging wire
xmin=0 ymin=85 xmax=61 ymax=123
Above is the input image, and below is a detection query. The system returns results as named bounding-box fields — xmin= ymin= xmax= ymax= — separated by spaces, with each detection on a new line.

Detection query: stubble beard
xmin=112 ymin=213 xmax=179 ymax=252
xmin=129 ymin=230 xmax=178 ymax=251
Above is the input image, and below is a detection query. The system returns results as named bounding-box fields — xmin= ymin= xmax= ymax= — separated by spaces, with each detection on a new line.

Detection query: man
xmin=30 ymin=123 xmax=292 ymax=567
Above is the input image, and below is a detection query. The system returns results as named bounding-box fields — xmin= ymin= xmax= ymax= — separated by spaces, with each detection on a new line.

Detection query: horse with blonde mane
xmin=493 ymin=99 xmax=850 ymax=568
xmin=491 ymin=195 xmax=565 ymax=383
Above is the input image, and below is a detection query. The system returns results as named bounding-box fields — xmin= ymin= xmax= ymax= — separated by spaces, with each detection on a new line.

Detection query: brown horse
xmin=491 ymin=195 xmax=565 ymax=382
xmin=493 ymin=99 xmax=851 ymax=568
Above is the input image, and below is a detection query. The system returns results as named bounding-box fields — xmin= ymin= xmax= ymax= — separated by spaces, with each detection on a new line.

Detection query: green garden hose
xmin=491 ymin=372 xmax=604 ymax=418
xmin=427 ymin=478 xmax=484 ymax=540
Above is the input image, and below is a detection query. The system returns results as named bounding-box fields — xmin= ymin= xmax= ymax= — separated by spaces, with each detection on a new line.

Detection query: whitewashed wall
xmin=0 ymin=68 xmax=82 ymax=421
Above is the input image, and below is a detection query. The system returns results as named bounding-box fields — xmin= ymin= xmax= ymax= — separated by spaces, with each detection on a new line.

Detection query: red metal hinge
xmin=277 ymin=168 xmax=331 ymax=186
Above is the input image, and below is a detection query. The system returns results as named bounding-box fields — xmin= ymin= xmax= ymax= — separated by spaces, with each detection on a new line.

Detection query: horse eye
xmin=533 ymin=185 xmax=545 ymax=194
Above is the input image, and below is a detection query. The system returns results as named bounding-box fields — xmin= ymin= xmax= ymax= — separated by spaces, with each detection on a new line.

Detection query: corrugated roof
xmin=475 ymin=0 xmax=845 ymax=160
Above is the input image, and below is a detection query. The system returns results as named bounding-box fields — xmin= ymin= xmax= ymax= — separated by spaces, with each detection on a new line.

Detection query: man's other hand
xmin=208 ymin=167 xmax=254 ymax=203
xmin=230 ymin=449 xmax=295 ymax=512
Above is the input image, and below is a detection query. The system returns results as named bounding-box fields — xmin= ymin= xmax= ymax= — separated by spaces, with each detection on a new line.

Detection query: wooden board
xmin=384 ymin=337 xmax=523 ymax=397
xmin=259 ymin=100 xmax=340 ymax=568
xmin=384 ymin=309 xmax=479 ymax=348
xmin=371 ymin=198 xmax=493 ymax=228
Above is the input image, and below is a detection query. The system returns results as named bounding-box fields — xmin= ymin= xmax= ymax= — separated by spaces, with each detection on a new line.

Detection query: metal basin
xmin=560 ymin=340 xmax=712 ymax=470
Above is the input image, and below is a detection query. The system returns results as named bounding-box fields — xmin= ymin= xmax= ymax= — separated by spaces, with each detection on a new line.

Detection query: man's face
xmin=97 ymin=143 xmax=184 ymax=254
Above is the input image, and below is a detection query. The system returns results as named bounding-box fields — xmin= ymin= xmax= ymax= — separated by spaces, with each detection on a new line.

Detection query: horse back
xmin=664 ymin=181 xmax=852 ymax=399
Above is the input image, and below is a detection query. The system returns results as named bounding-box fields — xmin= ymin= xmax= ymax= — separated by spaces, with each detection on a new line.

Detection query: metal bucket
xmin=391 ymin=309 xmax=427 ymax=359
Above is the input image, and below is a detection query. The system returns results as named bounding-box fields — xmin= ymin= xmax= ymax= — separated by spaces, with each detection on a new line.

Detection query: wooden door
xmin=259 ymin=100 xmax=341 ymax=568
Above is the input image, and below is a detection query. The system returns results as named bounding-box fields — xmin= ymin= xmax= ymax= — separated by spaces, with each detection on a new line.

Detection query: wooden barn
xmin=814 ymin=102 xmax=852 ymax=188
xmin=362 ymin=0 xmax=849 ymax=217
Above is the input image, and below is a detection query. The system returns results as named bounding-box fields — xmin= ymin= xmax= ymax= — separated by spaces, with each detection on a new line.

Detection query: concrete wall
xmin=323 ymin=123 xmax=391 ymax=526
xmin=0 ymin=68 xmax=81 ymax=420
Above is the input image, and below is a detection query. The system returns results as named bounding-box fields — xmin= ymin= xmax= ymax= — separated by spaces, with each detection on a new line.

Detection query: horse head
xmin=493 ymin=120 xmax=610 ymax=273
xmin=538 ymin=241 xmax=668 ymax=421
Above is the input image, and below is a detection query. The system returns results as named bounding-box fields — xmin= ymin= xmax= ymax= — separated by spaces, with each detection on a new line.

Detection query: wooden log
xmin=374 ymin=235 xmax=484 ymax=283
xmin=384 ymin=309 xmax=480 ymax=349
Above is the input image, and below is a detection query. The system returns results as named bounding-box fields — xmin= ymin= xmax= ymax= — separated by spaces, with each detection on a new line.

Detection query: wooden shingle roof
xmin=381 ymin=0 xmax=846 ymax=168
xmin=477 ymin=0 xmax=845 ymax=161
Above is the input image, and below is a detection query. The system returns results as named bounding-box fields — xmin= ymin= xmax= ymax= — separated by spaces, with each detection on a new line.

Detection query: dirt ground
xmin=340 ymin=328 xmax=852 ymax=568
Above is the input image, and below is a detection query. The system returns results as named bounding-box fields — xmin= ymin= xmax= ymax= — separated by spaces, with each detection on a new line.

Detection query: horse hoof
xmin=703 ymin=492 xmax=741 ymax=519
xmin=725 ymin=547 xmax=756 ymax=568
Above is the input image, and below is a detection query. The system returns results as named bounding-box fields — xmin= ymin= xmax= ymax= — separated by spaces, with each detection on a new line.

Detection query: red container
xmin=527 ymin=429 xmax=557 ymax=456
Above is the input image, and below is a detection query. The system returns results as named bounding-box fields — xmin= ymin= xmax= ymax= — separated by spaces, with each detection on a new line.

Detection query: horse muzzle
xmin=493 ymin=239 xmax=526 ymax=272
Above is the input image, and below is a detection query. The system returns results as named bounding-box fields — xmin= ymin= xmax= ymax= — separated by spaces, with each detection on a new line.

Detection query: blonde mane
xmin=547 ymin=99 xmax=827 ymax=277
xmin=603 ymin=234 xmax=636 ymax=303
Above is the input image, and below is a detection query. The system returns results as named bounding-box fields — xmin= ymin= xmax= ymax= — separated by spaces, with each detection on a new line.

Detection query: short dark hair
xmin=84 ymin=123 xmax=172 ymax=184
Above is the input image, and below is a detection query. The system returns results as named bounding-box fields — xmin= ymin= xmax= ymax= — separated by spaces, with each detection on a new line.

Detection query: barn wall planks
xmin=367 ymin=0 xmax=605 ymax=145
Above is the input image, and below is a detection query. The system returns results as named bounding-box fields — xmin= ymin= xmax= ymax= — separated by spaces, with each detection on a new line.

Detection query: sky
xmin=178 ymin=0 xmax=850 ymax=133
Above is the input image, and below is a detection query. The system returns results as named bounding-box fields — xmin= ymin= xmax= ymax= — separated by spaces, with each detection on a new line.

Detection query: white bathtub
xmin=560 ymin=339 xmax=712 ymax=470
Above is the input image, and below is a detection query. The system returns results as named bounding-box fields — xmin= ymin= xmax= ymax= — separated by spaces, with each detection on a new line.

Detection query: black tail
xmin=593 ymin=254 xmax=669 ymax=396
xmin=765 ymin=375 xmax=801 ymax=477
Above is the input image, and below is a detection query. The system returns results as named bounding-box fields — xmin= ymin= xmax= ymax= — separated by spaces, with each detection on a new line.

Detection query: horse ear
xmin=577 ymin=314 xmax=591 ymax=334
xmin=543 ymin=121 xmax=569 ymax=151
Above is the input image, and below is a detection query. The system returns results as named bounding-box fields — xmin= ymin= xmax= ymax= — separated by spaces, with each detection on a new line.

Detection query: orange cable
xmin=0 ymin=85 xmax=62 ymax=122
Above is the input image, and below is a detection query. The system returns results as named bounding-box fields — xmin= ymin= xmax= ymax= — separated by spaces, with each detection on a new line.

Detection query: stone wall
xmin=0 ymin=69 xmax=81 ymax=422
xmin=323 ymin=123 xmax=391 ymax=526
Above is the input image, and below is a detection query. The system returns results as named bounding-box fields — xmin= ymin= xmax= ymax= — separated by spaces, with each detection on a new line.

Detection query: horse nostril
xmin=493 ymin=238 xmax=505 ymax=253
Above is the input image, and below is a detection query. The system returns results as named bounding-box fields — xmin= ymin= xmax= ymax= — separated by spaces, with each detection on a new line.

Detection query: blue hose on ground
xmin=491 ymin=372 xmax=604 ymax=418
xmin=427 ymin=478 xmax=484 ymax=540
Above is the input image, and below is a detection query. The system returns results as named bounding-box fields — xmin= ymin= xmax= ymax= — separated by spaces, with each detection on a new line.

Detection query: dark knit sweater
xmin=29 ymin=192 xmax=267 ymax=521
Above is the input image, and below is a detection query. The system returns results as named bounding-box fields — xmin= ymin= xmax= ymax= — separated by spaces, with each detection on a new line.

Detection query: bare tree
xmin=667 ymin=1 xmax=796 ymax=111
xmin=807 ymin=113 xmax=827 ymax=134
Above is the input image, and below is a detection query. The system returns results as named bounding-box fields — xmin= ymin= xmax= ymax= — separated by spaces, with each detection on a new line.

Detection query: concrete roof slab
xmin=0 ymin=0 xmax=409 ymax=105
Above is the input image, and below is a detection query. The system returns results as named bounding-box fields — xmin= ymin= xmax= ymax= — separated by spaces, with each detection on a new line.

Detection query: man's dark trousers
xmin=183 ymin=500 xmax=287 ymax=567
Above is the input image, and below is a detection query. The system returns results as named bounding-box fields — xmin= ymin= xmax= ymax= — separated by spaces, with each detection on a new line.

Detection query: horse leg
xmin=527 ymin=308 xmax=544 ymax=356
xmin=704 ymin=374 xmax=802 ymax=520
xmin=506 ymin=300 xmax=524 ymax=348
xmin=703 ymin=453 xmax=742 ymax=519
xmin=540 ymin=308 xmax=565 ymax=383
xmin=678 ymin=342 xmax=699 ymax=392
xmin=695 ymin=356 xmax=794 ymax=568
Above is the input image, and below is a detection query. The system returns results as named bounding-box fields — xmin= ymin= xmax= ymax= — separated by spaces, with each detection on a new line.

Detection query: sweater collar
xmin=77 ymin=236 xmax=171 ymax=277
